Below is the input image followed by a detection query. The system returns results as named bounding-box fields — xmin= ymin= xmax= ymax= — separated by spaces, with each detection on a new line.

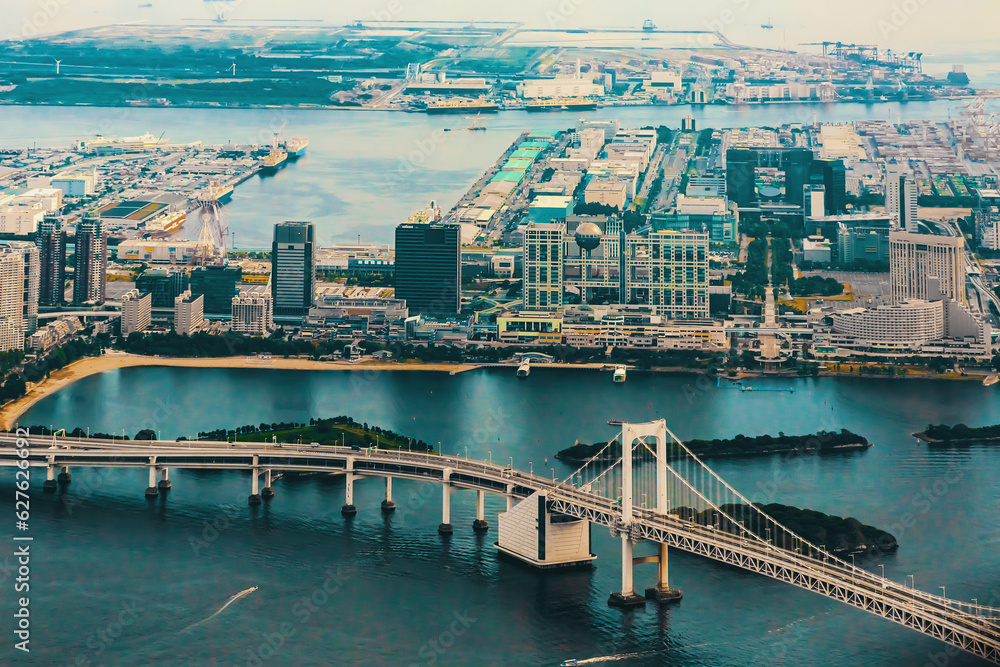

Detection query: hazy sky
xmin=5 ymin=0 xmax=998 ymax=59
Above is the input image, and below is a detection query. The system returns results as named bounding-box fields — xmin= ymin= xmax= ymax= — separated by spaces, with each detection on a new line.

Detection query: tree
xmin=134 ymin=429 xmax=156 ymax=441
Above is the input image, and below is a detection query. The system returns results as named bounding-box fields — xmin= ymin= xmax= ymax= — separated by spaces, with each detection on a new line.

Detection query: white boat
xmin=613 ymin=365 xmax=627 ymax=383
xmin=517 ymin=359 xmax=530 ymax=378
xmin=984 ymin=374 xmax=998 ymax=387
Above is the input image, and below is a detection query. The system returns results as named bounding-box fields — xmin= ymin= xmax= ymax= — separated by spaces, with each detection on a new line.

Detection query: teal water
xmin=3 ymin=367 xmax=999 ymax=665
xmin=0 ymin=99 xmax=987 ymax=248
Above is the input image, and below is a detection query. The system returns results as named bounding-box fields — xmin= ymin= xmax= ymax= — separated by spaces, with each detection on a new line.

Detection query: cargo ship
xmin=284 ymin=136 xmax=309 ymax=159
xmin=76 ymin=131 xmax=165 ymax=153
xmin=198 ymin=181 xmax=234 ymax=204
xmin=425 ymin=99 xmax=500 ymax=115
xmin=260 ymin=134 xmax=287 ymax=175
xmin=526 ymin=98 xmax=599 ymax=112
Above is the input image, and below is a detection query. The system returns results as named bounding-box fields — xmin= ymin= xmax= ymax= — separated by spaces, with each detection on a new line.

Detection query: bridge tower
xmin=608 ymin=420 xmax=682 ymax=607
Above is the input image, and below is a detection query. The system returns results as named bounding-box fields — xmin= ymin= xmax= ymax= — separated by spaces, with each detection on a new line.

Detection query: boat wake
xmin=570 ymin=652 xmax=654 ymax=664
xmin=182 ymin=586 xmax=258 ymax=633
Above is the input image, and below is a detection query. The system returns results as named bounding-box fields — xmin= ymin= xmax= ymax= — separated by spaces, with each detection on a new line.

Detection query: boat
xmin=984 ymin=374 xmax=999 ymax=387
xmin=198 ymin=181 xmax=234 ymax=204
xmin=425 ymin=99 xmax=500 ymax=115
xmin=284 ymin=136 xmax=309 ymax=159
xmin=468 ymin=115 xmax=487 ymax=131
xmin=761 ymin=20 xmax=774 ymax=29
xmin=642 ymin=19 xmax=656 ymax=31
xmin=260 ymin=134 xmax=287 ymax=175
xmin=613 ymin=365 xmax=627 ymax=383
xmin=517 ymin=359 xmax=530 ymax=378
xmin=526 ymin=98 xmax=598 ymax=112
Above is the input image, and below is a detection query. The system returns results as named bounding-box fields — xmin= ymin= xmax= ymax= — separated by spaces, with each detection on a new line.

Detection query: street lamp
xmin=464 ymin=446 xmax=468 ymax=459
xmin=488 ymin=450 xmax=492 ymax=465
xmin=940 ymin=586 xmax=946 ymax=600
xmin=909 ymin=574 xmax=915 ymax=603
xmin=878 ymin=564 xmax=885 ymax=587
xmin=529 ymin=461 xmax=533 ymax=476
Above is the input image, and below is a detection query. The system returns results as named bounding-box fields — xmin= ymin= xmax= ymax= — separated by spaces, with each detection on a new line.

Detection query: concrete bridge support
xmin=342 ymin=457 xmax=357 ymax=516
xmin=57 ymin=465 xmax=71 ymax=485
xmin=608 ymin=535 xmax=646 ymax=608
xmin=506 ymin=484 xmax=515 ymax=511
xmin=473 ymin=489 xmax=489 ymax=533
xmin=381 ymin=477 xmax=395 ymax=512
xmin=439 ymin=469 xmax=453 ymax=535
xmin=645 ymin=543 xmax=683 ymax=604
xmin=43 ymin=463 xmax=57 ymax=491
xmin=157 ymin=468 xmax=171 ymax=491
xmin=248 ymin=455 xmax=262 ymax=505
xmin=261 ymin=469 xmax=274 ymax=499
xmin=145 ymin=459 xmax=159 ymax=497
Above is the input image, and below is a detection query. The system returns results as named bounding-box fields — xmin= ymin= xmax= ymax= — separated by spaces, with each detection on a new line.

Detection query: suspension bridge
xmin=2 ymin=422 xmax=999 ymax=663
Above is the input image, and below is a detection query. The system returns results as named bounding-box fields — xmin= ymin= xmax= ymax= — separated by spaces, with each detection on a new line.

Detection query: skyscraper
xmin=810 ymin=159 xmax=847 ymax=215
xmin=394 ymin=223 xmax=461 ymax=315
xmin=889 ymin=231 xmax=967 ymax=306
xmin=0 ymin=241 xmax=39 ymax=336
xmin=190 ymin=265 xmax=242 ymax=315
xmin=523 ymin=223 xmax=566 ymax=310
xmin=73 ymin=213 xmax=106 ymax=305
xmin=900 ymin=176 xmax=919 ymax=233
xmin=884 ymin=161 xmax=904 ymax=229
xmin=0 ymin=251 xmax=24 ymax=351
xmin=271 ymin=221 xmax=316 ymax=318
xmin=36 ymin=215 xmax=66 ymax=306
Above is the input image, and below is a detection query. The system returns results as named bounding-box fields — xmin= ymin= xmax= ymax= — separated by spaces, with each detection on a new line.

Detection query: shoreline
xmin=1 ymin=351 xmax=993 ymax=430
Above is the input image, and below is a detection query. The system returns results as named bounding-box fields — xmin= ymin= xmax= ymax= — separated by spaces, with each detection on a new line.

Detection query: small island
xmin=674 ymin=503 xmax=898 ymax=556
xmin=914 ymin=423 xmax=1000 ymax=446
xmin=554 ymin=429 xmax=871 ymax=464
xmin=25 ymin=416 xmax=436 ymax=452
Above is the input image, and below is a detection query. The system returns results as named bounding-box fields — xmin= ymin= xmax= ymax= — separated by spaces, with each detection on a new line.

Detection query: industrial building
xmin=117 ymin=240 xmax=200 ymax=264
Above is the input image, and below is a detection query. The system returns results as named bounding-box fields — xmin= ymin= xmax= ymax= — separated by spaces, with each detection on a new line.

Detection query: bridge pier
xmin=645 ymin=543 xmax=683 ymax=604
xmin=157 ymin=468 xmax=171 ymax=490
xmin=43 ymin=464 xmax=57 ymax=491
xmin=248 ymin=457 xmax=261 ymax=505
xmin=472 ymin=489 xmax=489 ymax=533
xmin=438 ymin=470 xmax=453 ymax=535
xmin=505 ymin=484 xmax=515 ymax=511
xmin=608 ymin=536 xmax=646 ymax=608
xmin=57 ymin=465 xmax=71 ymax=485
xmin=381 ymin=477 xmax=395 ymax=512
xmin=261 ymin=469 xmax=274 ymax=499
xmin=342 ymin=458 xmax=357 ymax=516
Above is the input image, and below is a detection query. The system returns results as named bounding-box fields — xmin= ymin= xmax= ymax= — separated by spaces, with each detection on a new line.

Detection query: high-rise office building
xmin=136 ymin=269 xmax=189 ymax=308
xmin=394 ymin=223 xmax=461 ymax=314
xmin=121 ymin=289 xmax=152 ymax=336
xmin=174 ymin=290 xmax=205 ymax=335
xmin=72 ymin=213 xmax=106 ymax=305
xmin=271 ymin=222 xmax=316 ymax=318
xmin=900 ymin=176 xmax=919 ymax=233
xmin=974 ymin=189 xmax=1000 ymax=250
xmin=523 ymin=223 xmax=566 ymax=310
xmin=190 ymin=265 xmax=242 ymax=315
xmin=726 ymin=148 xmax=814 ymax=207
xmin=36 ymin=215 xmax=66 ymax=306
xmin=810 ymin=159 xmax=847 ymax=215
xmin=889 ymin=231 xmax=967 ymax=306
xmin=524 ymin=220 xmax=710 ymax=319
xmin=0 ymin=241 xmax=39 ymax=336
xmin=884 ymin=161 xmax=904 ymax=229
xmin=0 ymin=251 xmax=25 ymax=351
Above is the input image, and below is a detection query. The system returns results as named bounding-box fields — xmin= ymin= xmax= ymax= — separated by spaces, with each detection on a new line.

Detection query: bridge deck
xmin=1 ymin=433 xmax=998 ymax=663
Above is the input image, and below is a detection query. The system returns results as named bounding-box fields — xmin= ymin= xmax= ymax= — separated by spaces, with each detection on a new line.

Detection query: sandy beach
xmin=0 ymin=353 xmax=488 ymax=431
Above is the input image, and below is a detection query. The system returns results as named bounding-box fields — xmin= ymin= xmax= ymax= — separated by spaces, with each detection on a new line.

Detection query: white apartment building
xmin=121 ymin=289 xmax=152 ymax=336
xmin=0 ymin=241 xmax=39 ymax=337
xmin=232 ymin=292 xmax=274 ymax=336
xmin=174 ymin=290 xmax=205 ymax=336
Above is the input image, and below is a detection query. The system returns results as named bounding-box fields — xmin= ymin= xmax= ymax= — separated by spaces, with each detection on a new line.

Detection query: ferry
xmin=76 ymin=131 xmax=165 ymax=153
xmin=984 ymin=374 xmax=999 ymax=387
xmin=198 ymin=181 xmax=234 ymax=204
xmin=284 ymin=136 xmax=309 ymax=159
xmin=517 ymin=358 xmax=531 ymax=378
xmin=613 ymin=365 xmax=627 ymax=383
